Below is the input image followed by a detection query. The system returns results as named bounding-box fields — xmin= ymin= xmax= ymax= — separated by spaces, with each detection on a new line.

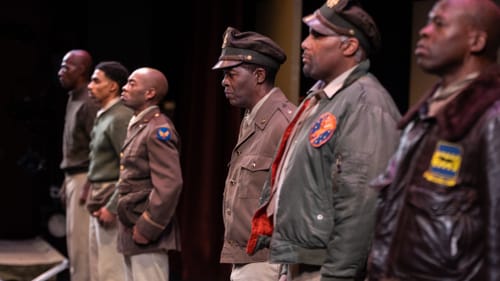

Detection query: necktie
xmin=237 ymin=110 xmax=251 ymax=142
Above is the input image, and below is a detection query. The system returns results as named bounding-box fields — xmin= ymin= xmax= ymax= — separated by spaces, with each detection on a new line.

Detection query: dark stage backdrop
xmin=1 ymin=1 xmax=411 ymax=280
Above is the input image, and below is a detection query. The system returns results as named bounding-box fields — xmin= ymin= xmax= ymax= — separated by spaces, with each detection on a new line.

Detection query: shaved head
xmin=134 ymin=67 xmax=169 ymax=102
xmin=446 ymin=0 xmax=500 ymax=59
xmin=66 ymin=49 xmax=93 ymax=77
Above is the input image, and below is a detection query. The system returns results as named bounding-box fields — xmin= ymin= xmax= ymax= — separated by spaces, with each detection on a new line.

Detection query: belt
xmin=63 ymin=167 xmax=88 ymax=175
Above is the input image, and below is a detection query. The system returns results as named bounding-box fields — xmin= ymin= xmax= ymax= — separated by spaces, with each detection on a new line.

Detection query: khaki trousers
xmin=63 ymin=172 xmax=92 ymax=281
xmin=89 ymin=216 xmax=126 ymax=281
xmin=124 ymin=251 xmax=169 ymax=281
xmin=288 ymin=264 xmax=321 ymax=281
xmin=231 ymin=262 xmax=281 ymax=281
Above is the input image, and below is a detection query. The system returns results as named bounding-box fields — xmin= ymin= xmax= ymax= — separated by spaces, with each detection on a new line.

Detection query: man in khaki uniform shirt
xmin=212 ymin=26 xmax=297 ymax=281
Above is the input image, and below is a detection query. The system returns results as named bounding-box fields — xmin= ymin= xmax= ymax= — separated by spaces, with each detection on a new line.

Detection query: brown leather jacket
xmin=368 ymin=65 xmax=500 ymax=281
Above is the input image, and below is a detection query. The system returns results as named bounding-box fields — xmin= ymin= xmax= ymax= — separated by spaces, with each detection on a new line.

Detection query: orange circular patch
xmin=309 ymin=112 xmax=337 ymax=147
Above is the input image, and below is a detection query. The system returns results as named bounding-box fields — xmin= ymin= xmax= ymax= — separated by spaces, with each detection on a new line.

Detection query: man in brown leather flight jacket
xmin=367 ymin=1 xmax=500 ymax=280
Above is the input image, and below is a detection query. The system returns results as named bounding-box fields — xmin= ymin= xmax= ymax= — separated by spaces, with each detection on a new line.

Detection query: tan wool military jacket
xmin=116 ymin=106 xmax=182 ymax=255
xmin=220 ymin=88 xmax=296 ymax=263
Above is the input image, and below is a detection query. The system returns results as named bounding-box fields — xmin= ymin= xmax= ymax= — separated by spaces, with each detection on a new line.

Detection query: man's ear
xmin=255 ymin=68 xmax=266 ymax=84
xmin=145 ymin=88 xmax=157 ymax=101
xmin=341 ymin=37 xmax=360 ymax=57
xmin=109 ymin=81 xmax=119 ymax=93
xmin=469 ymin=30 xmax=487 ymax=53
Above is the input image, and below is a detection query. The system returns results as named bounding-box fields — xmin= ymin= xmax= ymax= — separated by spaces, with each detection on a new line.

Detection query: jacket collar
xmin=308 ymin=59 xmax=370 ymax=100
xmin=235 ymin=88 xmax=289 ymax=146
xmin=122 ymin=106 xmax=161 ymax=149
xmin=398 ymin=64 xmax=500 ymax=141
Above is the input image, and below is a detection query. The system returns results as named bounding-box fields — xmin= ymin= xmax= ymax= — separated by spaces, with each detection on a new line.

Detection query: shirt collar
xmin=128 ymin=105 xmax=158 ymax=128
xmin=244 ymin=87 xmax=276 ymax=125
xmin=96 ymin=97 xmax=121 ymax=117
xmin=316 ymin=64 xmax=358 ymax=99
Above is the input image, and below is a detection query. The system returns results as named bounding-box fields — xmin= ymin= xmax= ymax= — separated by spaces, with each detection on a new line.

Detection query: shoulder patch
xmin=309 ymin=112 xmax=337 ymax=148
xmin=423 ymin=141 xmax=462 ymax=187
xmin=157 ymin=127 xmax=172 ymax=142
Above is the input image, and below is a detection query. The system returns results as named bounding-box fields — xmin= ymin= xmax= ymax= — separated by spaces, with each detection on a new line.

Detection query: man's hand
xmin=133 ymin=226 xmax=149 ymax=245
xmin=279 ymin=264 xmax=288 ymax=281
xmin=93 ymin=207 xmax=116 ymax=228
xmin=79 ymin=180 xmax=91 ymax=205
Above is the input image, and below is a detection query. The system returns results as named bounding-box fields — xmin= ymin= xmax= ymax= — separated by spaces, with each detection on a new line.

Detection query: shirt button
xmin=316 ymin=214 xmax=324 ymax=220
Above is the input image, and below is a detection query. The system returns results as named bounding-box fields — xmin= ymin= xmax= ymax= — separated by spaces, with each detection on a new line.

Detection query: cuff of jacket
xmin=135 ymin=211 xmax=165 ymax=241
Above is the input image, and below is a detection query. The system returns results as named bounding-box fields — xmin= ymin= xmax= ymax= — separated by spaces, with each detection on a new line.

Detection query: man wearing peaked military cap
xmin=246 ymin=0 xmax=402 ymax=280
xmin=302 ymin=0 xmax=381 ymax=54
xmin=212 ymin=26 xmax=296 ymax=281
xmin=212 ymin=26 xmax=287 ymax=70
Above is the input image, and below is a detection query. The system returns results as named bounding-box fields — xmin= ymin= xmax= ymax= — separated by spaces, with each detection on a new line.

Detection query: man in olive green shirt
xmin=87 ymin=61 xmax=133 ymax=281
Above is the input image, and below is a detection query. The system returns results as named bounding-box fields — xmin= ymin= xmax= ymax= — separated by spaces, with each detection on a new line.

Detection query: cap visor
xmin=212 ymin=60 xmax=243 ymax=70
xmin=303 ymin=13 xmax=337 ymax=36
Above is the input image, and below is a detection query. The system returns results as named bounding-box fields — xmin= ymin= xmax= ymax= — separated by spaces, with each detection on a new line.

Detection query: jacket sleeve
xmin=135 ymin=124 xmax=183 ymax=241
xmin=484 ymin=109 xmax=500 ymax=281
xmin=105 ymin=109 xmax=132 ymax=212
xmin=367 ymin=121 xmax=416 ymax=280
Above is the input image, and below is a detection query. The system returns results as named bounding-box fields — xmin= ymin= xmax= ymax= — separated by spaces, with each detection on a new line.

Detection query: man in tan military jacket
xmin=212 ymin=26 xmax=297 ymax=281
xmin=116 ymin=67 xmax=182 ymax=281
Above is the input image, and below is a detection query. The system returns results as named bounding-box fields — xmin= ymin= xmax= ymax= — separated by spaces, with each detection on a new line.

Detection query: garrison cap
xmin=303 ymin=0 xmax=381 ymax=54
xmin=212 ymin=26 xmax=287 ymax=70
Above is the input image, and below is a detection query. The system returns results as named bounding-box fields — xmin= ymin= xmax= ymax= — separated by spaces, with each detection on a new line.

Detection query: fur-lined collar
xmin=398 ymin=64 xmax=500 ymax=141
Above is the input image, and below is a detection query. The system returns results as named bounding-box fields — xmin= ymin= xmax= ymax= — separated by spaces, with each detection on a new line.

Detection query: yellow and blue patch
xmin=157 ymin=127 xmax=171 ymax=142
xmin=423 ymin=141 xmax=462 ymax=187
xmin=309 ymin=112 xmax=337 ymax=148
